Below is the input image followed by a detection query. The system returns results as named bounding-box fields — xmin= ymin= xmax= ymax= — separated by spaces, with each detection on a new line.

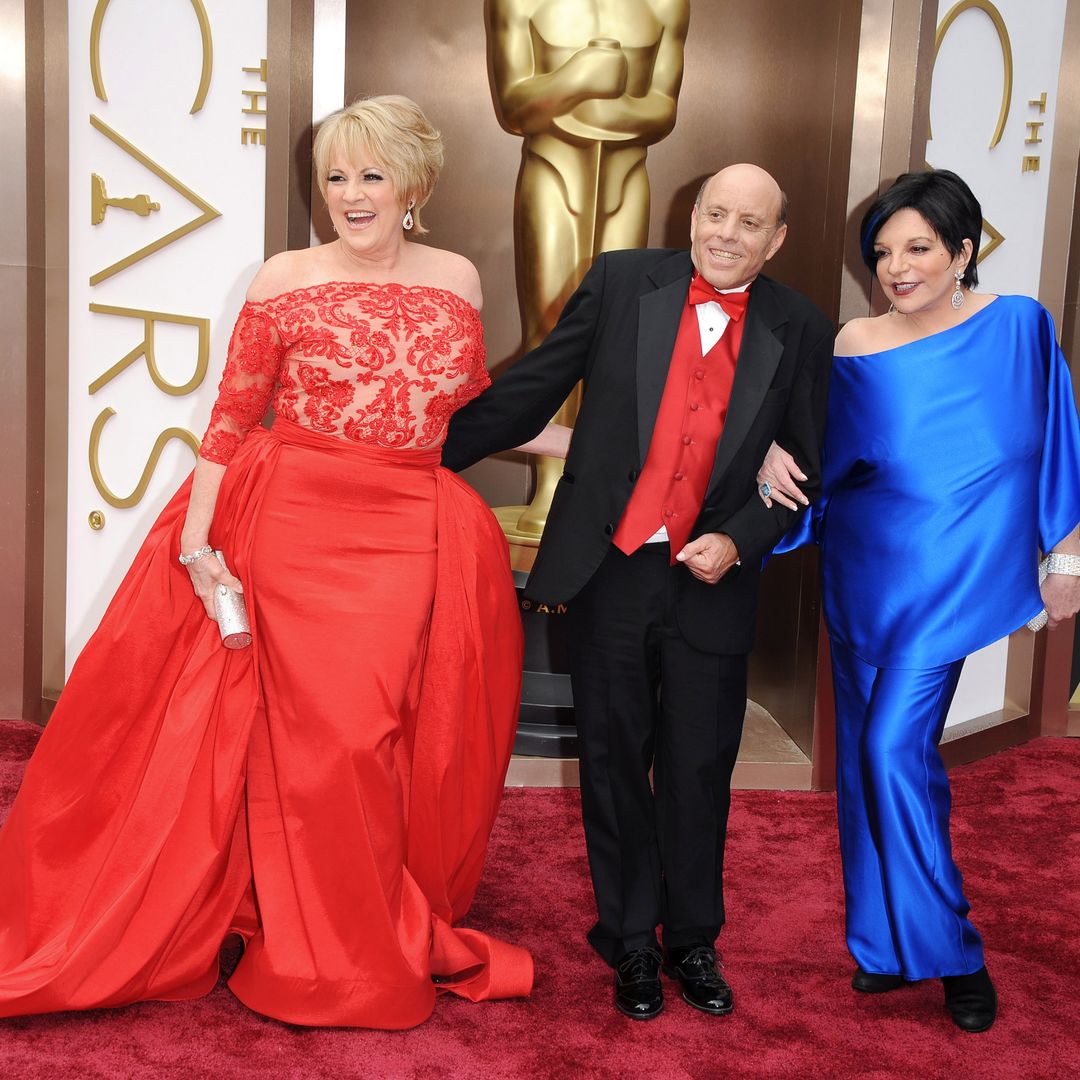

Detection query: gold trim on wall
xmin=1040 ymin=0 xmax=1080 ymax=735
xmin=41 ymin=0 xmax=70 ymax=705
xmin=90 ymin=0 xmax=214 ymax=115
xmin=87 ymin=410 xmax=199 ymax=509
xmin=86 ymin=305 xmax=210 ymax=397
xmin=929 ymin=0 xmax=1012 ymax=149
xmin=87 ymin=115 xmax=222 ymax=286
xmin=840 ymin=0 xmax=938 ymax=326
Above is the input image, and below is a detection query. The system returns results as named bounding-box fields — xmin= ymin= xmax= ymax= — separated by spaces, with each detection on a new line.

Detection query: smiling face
xmin=325 ymin=150 xmax=409 ymax=260
xmin=690 ymin=165 xmax=788 ymax=290
xmin=872 ymin=207 xmax=972 ymax=315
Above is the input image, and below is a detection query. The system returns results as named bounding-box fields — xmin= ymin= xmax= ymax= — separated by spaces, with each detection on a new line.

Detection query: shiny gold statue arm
xmin=569 ymin=2 xmax=689 ymax=141
xmin=488 ymin=0 xmax=629 ymax=135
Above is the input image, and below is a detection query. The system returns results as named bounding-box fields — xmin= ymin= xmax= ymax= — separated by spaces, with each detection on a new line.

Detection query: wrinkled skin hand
xmin=675 ymin=532 xmax=739 ymax=585
xmin=184 ymin=554 xmax=243 ymax=621
xmin=1042 ymin=573 xmax=1080 ymax=629
xmin=756 ymin=441 xmax=808 ymax=511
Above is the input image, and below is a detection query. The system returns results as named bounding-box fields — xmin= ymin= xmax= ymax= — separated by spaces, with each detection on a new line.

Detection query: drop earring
xmin=951 ymin=268 xmax=965 ymax=309
xmin=402 ymin=205 xmax=414 ymax=231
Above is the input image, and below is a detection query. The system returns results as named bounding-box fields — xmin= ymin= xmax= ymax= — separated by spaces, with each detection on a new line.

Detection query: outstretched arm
xmin=442 ymin=255 xmax=608 ymax=471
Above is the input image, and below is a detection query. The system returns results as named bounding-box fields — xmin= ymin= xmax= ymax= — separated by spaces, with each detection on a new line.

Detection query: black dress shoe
xmin=613 ymin=945 xmax=664 ymax=1020
xmin=852 ymin=968 xmax=904 ymax=993
xmin=942 ymin=966 xmax=997 ymax=1032
xmin=663 ymin=945 xmax=734 ymax=1016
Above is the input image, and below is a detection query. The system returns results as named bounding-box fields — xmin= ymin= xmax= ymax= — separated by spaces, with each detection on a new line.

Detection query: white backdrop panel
xmin=67 ymin=0 xmax=268 ymax=670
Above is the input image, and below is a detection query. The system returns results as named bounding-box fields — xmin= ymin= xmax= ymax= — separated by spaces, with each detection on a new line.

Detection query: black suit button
xmin=628 ymin=469 xmax=639 ymax=482
xmin=604 ymin=523 xmax=615 ymax=536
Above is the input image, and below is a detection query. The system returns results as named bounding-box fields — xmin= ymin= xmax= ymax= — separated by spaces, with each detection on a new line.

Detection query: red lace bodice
xmin=199 ymin=281 xmax=489 ymax=464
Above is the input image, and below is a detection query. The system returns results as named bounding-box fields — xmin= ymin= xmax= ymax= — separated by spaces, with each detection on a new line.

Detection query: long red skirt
xmin=0 ymin=420 xmax=531 ymax=1028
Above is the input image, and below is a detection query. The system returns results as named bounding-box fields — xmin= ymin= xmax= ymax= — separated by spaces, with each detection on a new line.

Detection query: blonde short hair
xmin=312 ymin=95 xmax=444 ymax=235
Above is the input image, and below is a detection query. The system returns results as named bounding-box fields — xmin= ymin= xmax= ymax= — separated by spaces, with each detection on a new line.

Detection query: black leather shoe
xmin=942 ymin=966 xmax=997 ymax=1032
xmin=613 ymin=945 xmax=664 ymax=1020
xmin=852 ymin=968 xmax=904 ymax=993
xmin=663 ymin=945 xmax=734 ymax=1016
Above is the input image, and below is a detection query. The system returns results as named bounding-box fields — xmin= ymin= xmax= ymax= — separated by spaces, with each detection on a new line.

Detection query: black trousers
xmin=566 ymin=544 xmax=748 ymax=967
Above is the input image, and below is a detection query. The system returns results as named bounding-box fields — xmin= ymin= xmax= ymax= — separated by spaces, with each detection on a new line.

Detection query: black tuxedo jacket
xmin=442 ymin=248 xmax=834 ymax=654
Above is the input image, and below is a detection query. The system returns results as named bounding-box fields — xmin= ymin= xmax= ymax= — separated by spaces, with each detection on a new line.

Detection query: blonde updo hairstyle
xmin=313 ymin=95 xmax=444 ymax=236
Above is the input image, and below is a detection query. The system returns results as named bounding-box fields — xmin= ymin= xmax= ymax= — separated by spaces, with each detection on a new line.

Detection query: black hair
xmin=859 ymin=169 xmax=982 ymax=287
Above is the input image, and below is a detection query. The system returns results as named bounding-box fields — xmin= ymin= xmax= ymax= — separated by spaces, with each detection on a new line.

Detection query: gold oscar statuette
xmin=487 ymin=0 xmax=689 ymax=567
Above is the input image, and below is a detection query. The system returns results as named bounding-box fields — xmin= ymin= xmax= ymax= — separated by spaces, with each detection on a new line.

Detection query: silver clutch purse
xmin=213 ymin=550 xmax=252 ymax=649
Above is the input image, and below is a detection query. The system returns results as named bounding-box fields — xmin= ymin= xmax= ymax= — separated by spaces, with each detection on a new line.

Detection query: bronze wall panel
xmin=0 ymin=0 xmax=44 ymax=721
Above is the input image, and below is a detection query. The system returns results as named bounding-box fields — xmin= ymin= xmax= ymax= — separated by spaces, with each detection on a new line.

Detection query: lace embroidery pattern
xmin=200 ymin=281 xmax=489 ymax=464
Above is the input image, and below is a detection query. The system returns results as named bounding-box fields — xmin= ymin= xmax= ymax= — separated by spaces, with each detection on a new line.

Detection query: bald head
xmin=690 ymin=163 xmax=789 ymax=289
xmin=696 ymin=164 xmax=788 ymax=226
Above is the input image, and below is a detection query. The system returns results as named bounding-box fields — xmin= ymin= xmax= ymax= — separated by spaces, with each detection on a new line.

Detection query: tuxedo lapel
xmin=636 ymin=256 xmax=693 ymax=466
xmin=707 ymin=279 xmax=786 ymax=490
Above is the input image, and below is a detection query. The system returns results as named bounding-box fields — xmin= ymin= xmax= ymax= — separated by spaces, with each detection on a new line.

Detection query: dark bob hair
xmin=859 ymin=169 xmax=982 ymax=288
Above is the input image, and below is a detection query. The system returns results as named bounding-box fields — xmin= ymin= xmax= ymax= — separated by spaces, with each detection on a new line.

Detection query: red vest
xmin=612 ymin=294 xmax=744 ymax=560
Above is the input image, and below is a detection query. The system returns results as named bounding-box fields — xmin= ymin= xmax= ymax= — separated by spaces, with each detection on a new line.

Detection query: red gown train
xmin=0 ymin=282 xmax=532 ymax=1027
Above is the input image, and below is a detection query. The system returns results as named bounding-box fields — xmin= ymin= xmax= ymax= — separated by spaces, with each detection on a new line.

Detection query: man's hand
xmin=675 ymin=532 xmax=739 ymax=584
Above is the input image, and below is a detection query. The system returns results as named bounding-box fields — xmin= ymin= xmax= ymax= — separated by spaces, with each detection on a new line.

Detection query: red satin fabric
xmin=613 ymin=297 xmax=741 ymax=558
xmin=0 ymin=419 xmax=531 ymax=1027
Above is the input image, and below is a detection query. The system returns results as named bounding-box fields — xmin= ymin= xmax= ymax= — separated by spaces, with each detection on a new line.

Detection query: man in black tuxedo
xmin=442 ymin=164 xmax=833 ymax=1019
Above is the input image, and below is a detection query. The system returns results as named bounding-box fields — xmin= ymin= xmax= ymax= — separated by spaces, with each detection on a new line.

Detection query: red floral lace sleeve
xmin=199 ymin=303 xmax=286 ymax=465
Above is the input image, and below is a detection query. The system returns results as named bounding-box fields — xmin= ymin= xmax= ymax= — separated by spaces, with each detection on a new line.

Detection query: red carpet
xmin=1 ymin=719 xmax=1078 ymax=1079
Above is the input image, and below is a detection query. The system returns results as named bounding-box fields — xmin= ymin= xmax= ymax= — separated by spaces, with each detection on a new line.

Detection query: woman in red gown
xmin=0 ymin=95 xmax=555 ymax=1028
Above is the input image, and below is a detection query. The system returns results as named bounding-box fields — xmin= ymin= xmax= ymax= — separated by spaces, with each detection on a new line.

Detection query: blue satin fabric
xmin=831 ymin=639 xmax=982 ymax=979
xmin=777 ymin=295 xmax=1080 ymax=978
xmin=778 ymin=295 xmax=1080 ymax=668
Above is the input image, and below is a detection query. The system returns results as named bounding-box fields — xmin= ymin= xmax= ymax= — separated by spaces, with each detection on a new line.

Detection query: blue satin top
xmin=778 ymin=295 xmax=1080 ymax=668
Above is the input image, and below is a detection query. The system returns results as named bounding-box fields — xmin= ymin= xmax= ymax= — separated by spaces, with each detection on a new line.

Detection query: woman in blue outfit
xmin=762 ymin=170 xmax=1080 ymax=1033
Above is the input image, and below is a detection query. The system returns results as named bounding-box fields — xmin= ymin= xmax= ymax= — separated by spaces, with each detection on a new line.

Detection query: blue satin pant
xmin=830 ymin=638 xmax=985 ymax=979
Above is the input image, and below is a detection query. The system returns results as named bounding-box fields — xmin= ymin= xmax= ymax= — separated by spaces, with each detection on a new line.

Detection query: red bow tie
xmin=688 ymin=274 xmax=750 ymax=320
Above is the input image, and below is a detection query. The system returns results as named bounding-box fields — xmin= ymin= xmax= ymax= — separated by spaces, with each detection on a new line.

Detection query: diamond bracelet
xmin=1044 ymin=553 xmax=1080 ymax=577
xmin=178 ymin=544 xmax=214 ymax=566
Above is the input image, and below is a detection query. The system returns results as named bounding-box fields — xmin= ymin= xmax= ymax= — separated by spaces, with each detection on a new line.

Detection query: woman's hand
xmin=1041 ymin=574 xmax=1080 ymax=628
xmin=1042 ymin=530 xmax=1080 ymax=629
xmin=183 ymin=551 xmax=243 ymax=621
xmin=756 ymin=441 xmax=809 ymax=510
xmin=515 ymin=423 xmax=573 ymax=460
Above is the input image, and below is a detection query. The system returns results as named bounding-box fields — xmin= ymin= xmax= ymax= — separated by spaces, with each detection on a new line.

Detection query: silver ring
xmin=759 ymin=481 xmax=772 ymax=499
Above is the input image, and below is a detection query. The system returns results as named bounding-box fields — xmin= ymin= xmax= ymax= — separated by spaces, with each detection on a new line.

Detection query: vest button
xmin=690 ymin=402 xmax=701 ymax=411
xmin=694 ymin=369 xmax=705 ymax=380
xmin=603 ymin=522 xmax=614 ymax=536
xmin=664 ymin=509 xmax=674 ymax=518
xmin=682 ymin=436 xmax=692 ymax=445
xmin=674 ymin=472 xmax=684 ymax=481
